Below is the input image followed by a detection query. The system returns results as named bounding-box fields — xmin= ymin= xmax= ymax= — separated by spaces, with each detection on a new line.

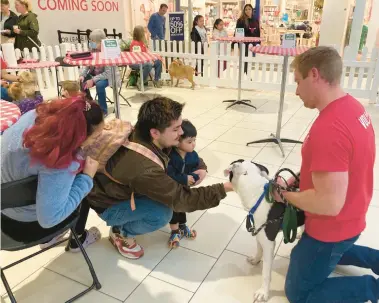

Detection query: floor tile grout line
xmin=145 ymin=275 xmax=196 ymax=295
xmin=122 ymin=246 xmax=174 ymax=302
xmin=43 ymin=267 xmax=124 ymax=302
xmin=188 ymin=217 xmax=245 ymax=302
xmin=1 ymin=248 xmax=67 ymax=297
xmin=173 ymin=245 xmax=219 ymax=260
xmin=1 ymin=265 xmax=50 ymax=298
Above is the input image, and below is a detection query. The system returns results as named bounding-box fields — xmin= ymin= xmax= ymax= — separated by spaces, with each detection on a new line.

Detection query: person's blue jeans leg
xmin=142 ymin=63 xmax=153 ymax=83
xmin=99 ymin=196 xmax=173 ymax=237
xmin=153 ymin=60 xmax=162 ymax=81
xmin=1 ymin=86 xmax=11 ymax=101
xmin=338 ymin=244 xmax=379 ymax=275
xmin=130 ymin=63 xmax=152 ymax=83
xmin=285 ymin=233 xmax=379 ymax=303
xmin=95 ymin=79 xmax=109 ymax=115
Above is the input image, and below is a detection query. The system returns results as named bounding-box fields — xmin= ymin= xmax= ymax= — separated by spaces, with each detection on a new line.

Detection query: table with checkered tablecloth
xmin=0 ymin=100 xmax=21 ymax=133
xmin=246 ymin=46 xmax=311 ymax=157
xmin=64 ymin=52 xmax=162 ymax=118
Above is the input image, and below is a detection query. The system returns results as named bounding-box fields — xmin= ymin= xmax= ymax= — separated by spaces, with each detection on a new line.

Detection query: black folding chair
xmin=1 ymin=176 xmax=101 ymax=303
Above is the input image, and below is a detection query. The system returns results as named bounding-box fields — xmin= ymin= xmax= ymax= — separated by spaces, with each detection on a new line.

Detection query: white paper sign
xmin=235 ymin=28 xmax=245 ymax=38
xmin=282 ymin=33 xmax=296 ymax=49
xmin=101 ymin=39 xmax=121 ymax=59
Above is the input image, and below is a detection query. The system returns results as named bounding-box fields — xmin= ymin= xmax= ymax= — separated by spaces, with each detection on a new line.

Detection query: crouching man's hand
xmin=223 ymin=182 xmax=234 ymax=193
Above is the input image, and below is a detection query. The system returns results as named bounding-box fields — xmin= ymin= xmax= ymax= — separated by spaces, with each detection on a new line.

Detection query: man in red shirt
xmin=282 ymin=47 xmax=378 ymax=302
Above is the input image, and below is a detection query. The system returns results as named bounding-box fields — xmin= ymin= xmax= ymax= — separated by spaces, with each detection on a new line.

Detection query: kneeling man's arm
xmin=283 ymin=171 xmax=348 ymax=216
xmin=284 ymin=125 xmax=350 ymax=216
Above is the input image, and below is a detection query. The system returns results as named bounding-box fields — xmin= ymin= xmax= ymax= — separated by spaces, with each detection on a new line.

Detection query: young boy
xmin=61 ymin=80 xmax=80 ymax=98
xmin=167 ymin=120 xmax=207 ymax=248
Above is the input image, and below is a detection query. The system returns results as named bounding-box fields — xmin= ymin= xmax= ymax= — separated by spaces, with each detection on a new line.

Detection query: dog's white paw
xmin=247 ymin=256 xmax=261 ymax=265
xmin=253 ymin=288 xmax=269 ymax=302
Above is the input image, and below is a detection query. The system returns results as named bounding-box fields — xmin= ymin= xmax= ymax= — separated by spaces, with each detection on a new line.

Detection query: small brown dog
xmin=168 ymin=59 xmax=196 ymax=90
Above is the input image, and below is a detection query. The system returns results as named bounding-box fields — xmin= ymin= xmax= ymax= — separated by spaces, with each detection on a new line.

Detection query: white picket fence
xmin=150 ymin=40 xmax=379 ymax=103
xmin=6 ymin=43 xmax=89 ymax=93
xmin=5 ymin=41 xmax=379 ymax=103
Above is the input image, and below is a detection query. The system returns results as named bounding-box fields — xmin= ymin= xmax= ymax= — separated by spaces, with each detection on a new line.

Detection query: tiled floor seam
xmin=122 ymin=245 xmax=175 ymax=302
xmin=1 ymin=248 xmax=67 ymax=298
xmin=139 ymin=276 xmax=196 ymax=297
xmin=188 ymin=217 xmax=246 ymax=302
xmin=43 ymin=267 xmax=124 ymax=302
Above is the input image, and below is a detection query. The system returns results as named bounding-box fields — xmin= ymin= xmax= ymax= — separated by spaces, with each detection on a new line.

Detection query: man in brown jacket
xmin=87 ymin=97 xmax=233 ymax=259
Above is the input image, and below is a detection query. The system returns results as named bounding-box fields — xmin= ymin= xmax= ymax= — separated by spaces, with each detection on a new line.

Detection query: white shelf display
xmin=221 ymin=1 xmax=240 ymax=36
xmin=205 ymin=1 xmax=218 ymax=31
xmin=263 ymin=4 xmax=279 ymax=22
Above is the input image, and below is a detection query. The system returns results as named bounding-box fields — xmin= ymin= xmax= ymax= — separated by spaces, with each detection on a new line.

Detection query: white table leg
xmin=140 ymin=63 xmax=144 ymax=92
xmin=111 ymin=66 xmax=121 ymax=119
xmin=246 ymin=55 xmax=303 ymax=157
xmin=222 ymin=41 xmax=256 ymax=110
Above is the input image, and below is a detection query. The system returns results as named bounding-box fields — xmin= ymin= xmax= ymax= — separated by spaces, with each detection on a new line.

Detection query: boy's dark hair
xmin=180 ymin=120 xmax=197 ymax=140
xmin=160 ymin=3 xmax=168 ymax=9
xmin=1 ymin=0 xmax=9 ymax=5
xmin=135 ymin=97 xmax=184 ymax=142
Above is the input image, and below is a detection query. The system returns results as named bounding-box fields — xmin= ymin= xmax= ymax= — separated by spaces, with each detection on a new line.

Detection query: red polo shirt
xmin=300 ymin=94 xmax=375 ymax=242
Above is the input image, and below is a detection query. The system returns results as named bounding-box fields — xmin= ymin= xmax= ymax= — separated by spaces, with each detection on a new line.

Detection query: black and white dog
xmin=225 ymin=160 xmax=304 ymax=302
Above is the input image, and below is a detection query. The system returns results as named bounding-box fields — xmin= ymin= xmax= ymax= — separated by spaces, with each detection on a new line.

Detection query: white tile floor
xmin=1 ymin=86 xmax=379 ymax=303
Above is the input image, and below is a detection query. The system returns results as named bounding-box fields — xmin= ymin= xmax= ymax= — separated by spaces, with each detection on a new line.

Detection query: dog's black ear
xmin=251 ymin=161 xmax=269 ymax=176
xmin=229 ymin=171 xmax=233 ymax=182
xmin=229 ymin=159 xmax=245 ymax=165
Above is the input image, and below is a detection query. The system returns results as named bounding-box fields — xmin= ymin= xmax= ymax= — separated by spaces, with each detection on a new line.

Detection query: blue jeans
xmin=1 ymin=86 xmax=11 ymax=101
xmin=285 ymin=233 xmax=379 ymax=303
xmin=99 ymin=196 xmax=173 ymax=237
xmin=130 ymin=60 xmax=162 ymax=82
xmin=95 ymin=79 xmax=108 ymax=115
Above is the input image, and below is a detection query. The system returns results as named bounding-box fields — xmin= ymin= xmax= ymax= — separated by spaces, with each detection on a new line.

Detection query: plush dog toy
xmin=225 ymin=160 xmax=305 ymax=302
xmin=168 ymin=59 xmax=196 ymax=90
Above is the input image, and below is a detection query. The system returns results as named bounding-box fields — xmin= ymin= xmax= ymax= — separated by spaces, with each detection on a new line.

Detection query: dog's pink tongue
xmin=224 ymin=169 xmax=231 ymax=177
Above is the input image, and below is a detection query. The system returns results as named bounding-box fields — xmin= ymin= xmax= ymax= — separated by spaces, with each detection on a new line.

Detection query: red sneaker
xmin=109 ymin=228 xmax=144 ymax=259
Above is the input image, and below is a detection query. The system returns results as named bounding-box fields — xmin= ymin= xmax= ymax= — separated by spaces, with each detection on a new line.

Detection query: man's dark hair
xmin=135 ymin=97 xmax=184 ymax=142
xmin=180 ymin=120 xmax=197 ymax=140
xmin=160 ymin=3 xmax=168 ymax=10
xmin=1 ymin=0 xmax=10 ymax=5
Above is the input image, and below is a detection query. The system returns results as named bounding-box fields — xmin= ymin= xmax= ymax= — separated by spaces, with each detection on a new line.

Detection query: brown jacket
xmin=87 ymin=132 xmax=226 ymax=212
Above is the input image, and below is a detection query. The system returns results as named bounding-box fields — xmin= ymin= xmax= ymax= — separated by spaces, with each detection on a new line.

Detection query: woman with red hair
xmin=1 ymin=96 xmax=104 ymax=249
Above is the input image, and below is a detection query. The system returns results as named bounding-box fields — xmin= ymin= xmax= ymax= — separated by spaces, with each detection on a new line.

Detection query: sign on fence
xmin=168 ymin=12 xmax=184 ymax=41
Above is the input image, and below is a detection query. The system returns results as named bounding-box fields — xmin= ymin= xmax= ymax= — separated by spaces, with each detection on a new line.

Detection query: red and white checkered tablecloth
xmin=0 ymin=100 xmax=21 ymax=132
xmin=63 ymin=52 xmax=162 ymax=67
xmin=6 ymin=61 xmax=60 ymax=69
xmin=249 ymin=45 xmax=310 ymax=56
xmin=215 ymin=37 xmax=263 ymax=43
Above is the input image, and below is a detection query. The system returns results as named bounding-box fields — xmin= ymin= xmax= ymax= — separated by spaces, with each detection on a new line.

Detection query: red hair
xmin=23 ymin=96 xmax=103 ymax=169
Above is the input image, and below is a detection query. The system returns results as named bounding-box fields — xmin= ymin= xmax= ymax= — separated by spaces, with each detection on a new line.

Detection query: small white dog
xmin=225 ymin=160 xmax=304 ymax=302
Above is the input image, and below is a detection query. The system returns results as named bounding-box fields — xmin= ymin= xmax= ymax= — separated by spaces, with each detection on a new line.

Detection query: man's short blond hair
xmin=291 ymin=46 xmax=343 ymax=85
